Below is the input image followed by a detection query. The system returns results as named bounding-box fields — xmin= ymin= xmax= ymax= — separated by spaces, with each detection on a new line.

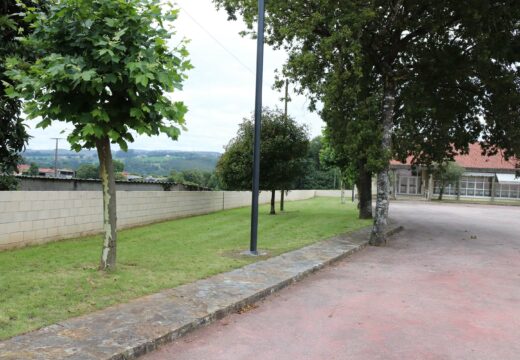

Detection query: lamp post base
xmin=240 ymin=250 xmax=268 ymax=257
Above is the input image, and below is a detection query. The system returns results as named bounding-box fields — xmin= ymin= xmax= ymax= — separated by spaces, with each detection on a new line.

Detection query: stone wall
xmin=0 ymin=190 xmax=318 ymax=250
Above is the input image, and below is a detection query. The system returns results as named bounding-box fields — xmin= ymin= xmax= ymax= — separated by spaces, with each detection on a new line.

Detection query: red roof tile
xmin=38 ymin=168 xmax=55 ymax=173
xmin=17 ymin=164 xmax=30 ymax=173
xmin=391 ymin=143 xmax=517 ymax=170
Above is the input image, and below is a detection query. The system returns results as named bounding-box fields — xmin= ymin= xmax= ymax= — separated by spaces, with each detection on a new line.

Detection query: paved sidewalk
xmin=0 ymin=225 xmax=401 ymax=360
xmin=143 ymin=202 xmax=520 ymax=360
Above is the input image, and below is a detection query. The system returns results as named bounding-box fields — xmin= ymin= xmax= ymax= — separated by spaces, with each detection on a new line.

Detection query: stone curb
xmin=0 ymin=224 xmax=403 ymax=360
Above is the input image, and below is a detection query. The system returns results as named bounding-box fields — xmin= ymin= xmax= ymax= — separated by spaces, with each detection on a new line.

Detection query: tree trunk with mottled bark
xmin=370 ymin=78 xmax=396 ymax=246
xmin=280 ymin=189 xmax=285 ymax=211
xmin=96 ymin=136 xmax=117 ymax=270
xmin=270 ymin=189 xmax=276 ymax=215
xmin=357 ymin=166 xmax=373 ymax=219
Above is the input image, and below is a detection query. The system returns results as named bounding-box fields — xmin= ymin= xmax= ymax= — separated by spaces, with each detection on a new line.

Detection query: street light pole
xmin=250 ymin=0 xmax=265 ymax=255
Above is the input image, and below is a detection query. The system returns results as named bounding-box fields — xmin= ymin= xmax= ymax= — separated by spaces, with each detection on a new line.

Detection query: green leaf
xmin=37 ymin=119 xmax=52 ymax=129
xmin=4 ymin=86 xmax=20 ymax=98
xmin=105 ymin=18 xmax=117 ymax=27
xmin=117 ymin=138 xmax=128 ymax=151
xmin=160 ymin=125 xmax=181 ymax=140
xmin=82 ymin=124 xmax=95 ymax=136
xmin=136 ymin=74 xmax=149 ymax=87
xmin=81 ymin=70 xmax=97 ymax=81
xmin=130 ymin=108 xmax=144 ymax=119
xmin=92 ymin=108 xmax=110 ymax=122
xmin=108 ymin=130 xmax=120 ymax=141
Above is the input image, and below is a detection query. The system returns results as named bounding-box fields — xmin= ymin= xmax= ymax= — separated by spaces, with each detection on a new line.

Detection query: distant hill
xmin=22 ymin=149 xmax=221 ymax=176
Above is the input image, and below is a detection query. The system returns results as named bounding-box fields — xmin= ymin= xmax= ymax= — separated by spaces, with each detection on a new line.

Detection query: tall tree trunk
xmin=438 ymin=181 xmax=444 ymax=200
xmin=357 ymin=166 xmax=373 ymax=219
xmin=280 ymin=189 xmax=285 ymax=211
xmin=370 ymin=78 xmax=396 ymax=246
xmin=270 ymin=189 xmax=276 ymax=215
xmin=96 ymin=136 xmax=117 ymax=271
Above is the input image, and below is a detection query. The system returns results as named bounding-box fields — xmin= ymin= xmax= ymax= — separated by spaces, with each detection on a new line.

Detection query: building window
xmin=433 ymin=176 xmax=492 ymax=197
xmin=496 ymin=183 xmax=520 ymax=199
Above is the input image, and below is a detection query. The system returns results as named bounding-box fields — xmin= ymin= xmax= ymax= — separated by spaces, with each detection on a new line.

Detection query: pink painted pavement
xmin=142 ymin=202 xmax=520 ymax=360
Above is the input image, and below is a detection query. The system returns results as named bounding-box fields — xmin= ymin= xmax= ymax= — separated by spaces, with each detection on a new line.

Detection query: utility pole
xmin=280 ymin=79 xmax=289 ymax=212
xmin=249 ymin=0 xmax=265 ymax=255
xmin=51 ymin=138 xmax=63 ymax=178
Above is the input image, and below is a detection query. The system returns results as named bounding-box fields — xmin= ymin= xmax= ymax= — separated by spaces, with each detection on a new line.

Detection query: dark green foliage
xmin=75 ymin=160 xmax=123 ymax=180
xmin=112 ymin=160 xmax=124 ymax=173
xmin=216 ymin=108 xmax=309 ymax=191
xmin=214 ymin=0 xmax=520 ymax=240
xmin=433 ymin=161 xmax=465 ymax=200
xmin=1 ymin=0 xmax=46 ymax=189
xmin=297 ymin=136 xmax=338 ymax=190
xmin=6 ymin=0 xmax=191 ymax=270
xmin=6 ymin=0 xmax=191 ymax=152
xmin=27 ymin=163 xmax=39 ymax=176
xmin=169 ymin=169 xmax=221 ymax=189
xmin=75 ymin=164 xmax=100 ymax=179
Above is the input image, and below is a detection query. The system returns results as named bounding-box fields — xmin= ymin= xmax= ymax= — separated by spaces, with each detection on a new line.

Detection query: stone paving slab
xmin=0 ymin=224 xmax=402 ymax=360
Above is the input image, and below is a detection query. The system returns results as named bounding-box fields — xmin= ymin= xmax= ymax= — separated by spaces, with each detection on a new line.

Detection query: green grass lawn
xmin=0 ymin=197 xmax=370 ymax=340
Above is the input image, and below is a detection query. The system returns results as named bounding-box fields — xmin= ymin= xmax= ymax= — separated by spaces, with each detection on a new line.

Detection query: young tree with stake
xmin=7 ymin=0 xmax=191 ymax=270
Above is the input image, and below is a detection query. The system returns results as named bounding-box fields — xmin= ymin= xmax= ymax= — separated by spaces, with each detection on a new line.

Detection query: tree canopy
xmin=75 ymin=160 xmax=124 ymax=180
xmin=433 ymin=161 xmax=465 ymax=200
xmin=217 ymin=108 xmax=309 ymax=213
xmin=7 ymin=0 xmax=191 ymax=270
xmin=1 ymin=0 xmax=46 ymax=189
xmin=214 ymin=0 xmax=520 ymax=242
xmin=297 ymin=136 xmax=340 ymax=190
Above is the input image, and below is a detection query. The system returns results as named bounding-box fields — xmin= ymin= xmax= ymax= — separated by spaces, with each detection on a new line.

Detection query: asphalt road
xmin=142 ymin=201 xmax=520 ymax=360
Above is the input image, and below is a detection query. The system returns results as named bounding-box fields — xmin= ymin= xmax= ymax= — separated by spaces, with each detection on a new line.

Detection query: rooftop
xmin=391 ymin=143 xmax=518 ymax=170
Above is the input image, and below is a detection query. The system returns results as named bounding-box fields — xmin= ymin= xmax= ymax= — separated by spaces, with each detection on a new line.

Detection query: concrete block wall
xmin=315 ymin=190 xmax=353 ymax=198
xmin=0 ymin=190 xmax=318 ymax=250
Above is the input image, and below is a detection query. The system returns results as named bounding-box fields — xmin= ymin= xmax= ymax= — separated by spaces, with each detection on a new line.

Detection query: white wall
xmin=315 ymin=189 xmax=353 ymax=198
xmin=0 ymin=190 xmax=317 ymax=250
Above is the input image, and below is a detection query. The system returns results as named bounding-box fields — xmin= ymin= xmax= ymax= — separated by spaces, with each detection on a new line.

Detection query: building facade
xmin=390 ymin=143 xmax=520 ymax=201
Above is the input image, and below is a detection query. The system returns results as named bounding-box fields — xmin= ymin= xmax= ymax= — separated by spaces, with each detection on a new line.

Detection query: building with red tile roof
xmin=16 ymin=164 xmax=30 ymax=174
xmin=391 ymin=143 xmax=517 ymax=171
xmin=390 ymin=143 xmax=519 ymax=201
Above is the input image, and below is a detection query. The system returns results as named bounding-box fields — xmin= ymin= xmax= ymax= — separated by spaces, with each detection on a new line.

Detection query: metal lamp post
xmin=250 ymin=0 xmax=265 ymax=255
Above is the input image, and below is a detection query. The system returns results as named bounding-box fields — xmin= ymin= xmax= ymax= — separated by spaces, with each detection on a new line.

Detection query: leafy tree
xmin=215 ymin=0 xmax=520 ymax=245
xmin=75 ymin=160 xmax=123 ymax=180
xmin=168 ymin=170 xmax=185 ymax=184
xmin=76 ymin=164 xmax=100 ymax=180
xmin=433 ymin=161 xmax=465 ymax=200
xmin=217 ymin=108 xmax=309 ymax=214
xmin=180 ymin=169 xmax=205 ymax=186
xmin=7 ymin=0 xmax=191 ymax=270
xmin=28 ymin=163 xmax=39 ymax=176
xmin=112 ymin=159 xmax=124 ymax=173
xmin=114 ymin=172 xmax=127 ymax=181
xmin=168 ymin=169 xmax=221 ymax=189
xmin=296 ymin=137 xmax=333 ymax=189
xmin=1 ymin=0 xmax=46 ymax=190
xmin=203 ymin=171 xmax=222 ymax=190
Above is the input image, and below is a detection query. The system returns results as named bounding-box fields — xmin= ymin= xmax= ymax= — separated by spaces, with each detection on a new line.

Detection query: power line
xmin=178 ymin=6 xmax=255 ymax=75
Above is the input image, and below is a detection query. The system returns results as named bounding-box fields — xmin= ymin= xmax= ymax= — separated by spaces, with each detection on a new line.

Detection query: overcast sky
xmin=25 ymin=0 xmax=324 ymax=153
